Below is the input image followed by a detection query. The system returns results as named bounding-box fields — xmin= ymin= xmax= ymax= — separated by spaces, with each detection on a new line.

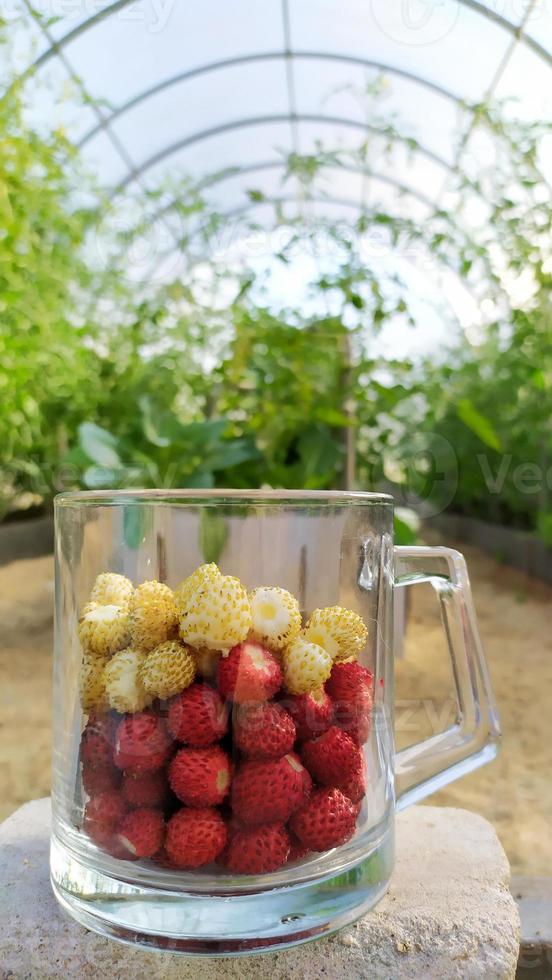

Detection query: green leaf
xmin=316 ymin=407 xmax=352 ymax=427
xmin=204 ymin=438 xmax=260 ymax=472
xmin=394 ymin=515 xmax=418 ymax=546
xmin=178 ymin=419 xmax=229 ymax=447
xmin=457 ymin=399 xmax=502 ymax=451
xmin=79 ymin=423 xmax=122 ymax=468
xmin=199 ymin=510 xmax=228 ymax=563
xmin=138 ymin=396 xmax=170 ymax=447
xmin=83 ymin=465 xmax=125 ymax=488
xmin=537 ymin=512 xmax=552 ymax=547
xmin=61 ymin=446 xmax=90 ymax=467
xmin=123 ymin=506 xmax=152 ymax=550
xmin=185 ymin=470 xmax=216 ymax=488
xmin=531 ymin=370 xmax=546 ymax=390
xmin=296 ymin=425 xmax=341 ymax=484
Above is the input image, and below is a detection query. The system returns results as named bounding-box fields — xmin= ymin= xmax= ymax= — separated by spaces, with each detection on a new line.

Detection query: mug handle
xmin=393 ymin=545 xmax=500 ymax=811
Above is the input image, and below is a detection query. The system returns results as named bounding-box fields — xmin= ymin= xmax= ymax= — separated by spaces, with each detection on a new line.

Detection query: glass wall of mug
xmin=51 ymin=490 xmax=397 ymax=952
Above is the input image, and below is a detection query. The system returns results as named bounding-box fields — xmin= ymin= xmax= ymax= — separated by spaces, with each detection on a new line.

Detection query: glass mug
xmin=50 ymin=490 xmax=499 ymax=954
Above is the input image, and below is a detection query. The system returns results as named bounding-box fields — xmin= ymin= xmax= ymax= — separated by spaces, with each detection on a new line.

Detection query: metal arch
xmin=150 ymin=158 xmax=437 ymax=222
xmin=282 ymin=0 xmax=300 ymax=156
xmin=122 ymin=161 xmax=493 ymax=294
xmin=77 ymin=50 xmax=467 ymax=150
xmin=112 ymin=112 xmax=452 ymax=194
xmin=459 ymin=0 xmax=551 ymax=65
xmin=18 ymin=0 xmax=141 ymax=198
xmin=24 ymin=0 xmax=552 ymax=80
xmin=114 ymin=159 xmax=440 ymax=282
xmin=27 ymin=0 xmax=133 ymax=73
xmin=215 ymin=192 xmax=388 ymax=220
xmin=137 ymin=164 xmax=495 ymax=298
xmin=143 ymin=191 xmax=470 ymax=331
xmin=437 ymin=0 xmax=547 ymax=206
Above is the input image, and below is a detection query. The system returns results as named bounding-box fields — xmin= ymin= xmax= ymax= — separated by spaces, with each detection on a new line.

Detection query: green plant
xmin=403 ymin=292 xmax=552 ymax=533
xmin=350 ymin=103 xmax=552 ymax=540
xmin=0 ymin=79 xmax=103 ymax=517
xmin=211 ymin=310 xmax=351 ymax=489
xmin=70 ymin=410 xmax=260 ymax=491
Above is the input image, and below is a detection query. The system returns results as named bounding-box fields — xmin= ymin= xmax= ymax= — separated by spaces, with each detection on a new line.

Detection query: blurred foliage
xmin=386 ymin=105 xmax=552 ymax=537
xmin=0 ymin=22 xmax=551 ymax=548
xmin=403 ymin=293 xmax=552 ymax=535
xmin=72 ymin=414 xmax=260 ymax=491
xmin=211 ymin=311 xmax=350 ymax=489
xmin=0 ymin=82 xmax=101 ymax=518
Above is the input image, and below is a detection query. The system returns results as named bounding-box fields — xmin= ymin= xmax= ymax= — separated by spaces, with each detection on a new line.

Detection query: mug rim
xmin=55 ymin=488 xmax=393 ymax=506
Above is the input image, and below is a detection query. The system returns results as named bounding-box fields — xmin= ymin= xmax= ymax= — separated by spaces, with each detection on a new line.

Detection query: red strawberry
xmin=281 ymin=689 xmax=334 ymax=741
xmin=339 ymin=764 xmax=366 ymax=805
xmin=290 ymin=787 xmax=356 ymax=851
xmin=326 ymin=661 xmax=374 ymax=701
xmin=91 ymin=710 xmax=120 ymax=734
xmin=118 ymin=808 xmax=164 ymax=859
xmin=82 ymin=762 xmax=120 ymax=797
xmin=168 ymin=746 xmax=231 ymax=807
xmin=218 ymin=642 xmax=282 ymax=703
xmin=84 ymin=789 xmax=126 ymax=832
xmin=226 ymin=812 xmax=246 ymax=836
xmin=122 ymin=770 xmax=167 ymax=809
xmin=114 ymin=711 xmax=173 ymax=774
xmin=152 ymin=846 xmax=178 ymax=869
xmin=300 ymin=726 xmax=362 ymax=788
xmin=287 ymin=831 xmax=311 ymax=864
xmin=215 ymin=812 xmax=245 ymax=867
xmin=80 ymin=730 xmax=111 ymax=769
xmin=233 ymin=702 xmax=296 ymax=760
xmin=165 ymin=807 xmax=227 ymax=868
xmin=224 ymin=823 xmax=290 ymax=874
xmin=86 ymin=822 xmax=130 ymax=859
xmin=333 ymin=703 xmax=372 ymax=745
xmin=326 ymin=662 xmax=374 ymax=745
xmin=80 ymin=713 xmax=118 ymax=768
xmin=167 ymin=683 xmax=228 ymax=746
xmin=231 ymin=753 xmax=311 ymax=825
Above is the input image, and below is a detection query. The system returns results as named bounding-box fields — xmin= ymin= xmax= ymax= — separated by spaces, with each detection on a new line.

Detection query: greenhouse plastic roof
xmin=6 ymin=0 xmax=550 ymax=356
xmin=10 ymin=0 xmax=551 ymax=219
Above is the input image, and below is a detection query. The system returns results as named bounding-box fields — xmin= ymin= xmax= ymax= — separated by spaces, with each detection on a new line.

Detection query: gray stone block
xmin=0 ymin=799 xmax=520 ymax=979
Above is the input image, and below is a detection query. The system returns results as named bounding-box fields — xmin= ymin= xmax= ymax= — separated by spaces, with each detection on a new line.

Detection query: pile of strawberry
xmin=79 ymin=641 xmax=374 ymax=875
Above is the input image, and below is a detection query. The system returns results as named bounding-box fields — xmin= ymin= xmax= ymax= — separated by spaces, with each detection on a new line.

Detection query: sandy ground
xmin=395 ymin=538 xmax=552 ymax=876
xmin=0 ymin=543 xmax=550 ymax=874
xmin=0 ymin=555 xmax=54 ymax=819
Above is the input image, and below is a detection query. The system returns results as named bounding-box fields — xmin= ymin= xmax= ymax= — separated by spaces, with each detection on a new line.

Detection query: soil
xmin=395 ymin=537 xmax=552 ymax=876
xmin=0 ymin=542 xmax=550 ymax=875
xmin=0 ymin=556 xmax=54 ymax=819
